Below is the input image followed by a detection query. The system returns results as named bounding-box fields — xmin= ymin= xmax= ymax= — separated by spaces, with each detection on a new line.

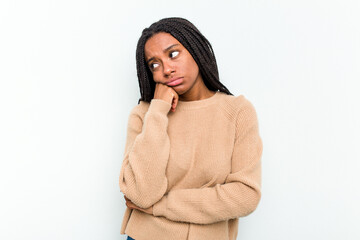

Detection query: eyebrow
xmin=146 ymin=44 xmax=180 ymax=64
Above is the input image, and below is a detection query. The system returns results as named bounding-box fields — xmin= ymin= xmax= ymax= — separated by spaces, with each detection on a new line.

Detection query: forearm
xmin=152 ymin=164 xmax=261 ymax=224
xmin=119 ymin=99 xmax=171 ymax=208
xmin=153 ymin=100 xmax=263 ymax=224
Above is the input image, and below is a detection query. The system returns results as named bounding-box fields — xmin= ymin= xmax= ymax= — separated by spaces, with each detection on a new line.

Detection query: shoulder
xmin=217 ymin=92 xmax=258 ymax=120
xmin=235 ymin=95 xmax=258 ymax=120
xmin=234 ymin=95 xmax=260 ymax=140
xmin=217 ymin=92 xmax=260 ymax=137
xmin=127 ymin=100 xmax=150 ymax=125
xmin=130 ymin=100 xmax=150 ymax=115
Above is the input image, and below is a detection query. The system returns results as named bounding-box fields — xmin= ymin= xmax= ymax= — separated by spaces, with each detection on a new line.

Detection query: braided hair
xmin=136 ymin=17 xmax=233 ymax=104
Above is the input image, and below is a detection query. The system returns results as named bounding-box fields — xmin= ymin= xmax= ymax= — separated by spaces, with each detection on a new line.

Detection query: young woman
xmin=119 ymin=17 xmax=263 ymax=240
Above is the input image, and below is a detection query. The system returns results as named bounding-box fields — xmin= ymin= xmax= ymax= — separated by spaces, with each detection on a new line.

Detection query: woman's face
xmin=144 ymin=32 xmax=203 ymax=95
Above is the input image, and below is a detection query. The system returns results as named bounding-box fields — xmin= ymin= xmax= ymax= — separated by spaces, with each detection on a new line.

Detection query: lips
xmin=166 ymin=77 xmax=183 ymax=87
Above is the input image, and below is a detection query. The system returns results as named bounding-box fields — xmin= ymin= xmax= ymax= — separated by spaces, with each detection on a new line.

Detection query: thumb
xmin=173 ymin=94 xmax=178 ymax=110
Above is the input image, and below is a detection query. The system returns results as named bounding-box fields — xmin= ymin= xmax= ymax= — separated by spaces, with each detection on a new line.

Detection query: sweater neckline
xmin=175 ymin=91 xmax=220 ymax=111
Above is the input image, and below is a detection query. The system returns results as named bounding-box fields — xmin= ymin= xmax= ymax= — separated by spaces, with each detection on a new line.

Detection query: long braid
xmin=135 ymin=17 xmax=233 ymax=104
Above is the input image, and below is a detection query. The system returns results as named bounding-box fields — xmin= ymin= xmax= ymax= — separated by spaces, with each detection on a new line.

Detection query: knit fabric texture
xmin=119 ymin=91 xmax=263 ymax=240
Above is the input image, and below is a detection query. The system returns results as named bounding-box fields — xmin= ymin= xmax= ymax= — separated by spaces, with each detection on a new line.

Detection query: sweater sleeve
xmin=119 ymin=99 xmax=172 ymax=209
xmin=152 ymin=98 xmax=263 ymax=224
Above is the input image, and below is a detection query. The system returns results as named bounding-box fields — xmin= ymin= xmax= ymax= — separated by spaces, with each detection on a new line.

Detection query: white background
xmin=1 ymin=0 xmax=359 ymax=239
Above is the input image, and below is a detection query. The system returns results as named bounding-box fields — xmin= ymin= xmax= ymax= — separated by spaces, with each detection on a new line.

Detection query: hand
xmin=153 ymin=83 xmax=179 ymax=112
xmin=124 ymin=195 xmax=153 ymax=215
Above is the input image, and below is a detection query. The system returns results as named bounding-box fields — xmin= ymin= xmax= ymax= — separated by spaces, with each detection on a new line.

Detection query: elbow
xmin=242 ymin=189 xmax=261 ymax=216
xmin=121 ymin=178 xmax=168 ymax=209
xmin=135 ymin=189 xmax=166 ymax=209
xmin=119 ymin=164 xmax=169 ymax=208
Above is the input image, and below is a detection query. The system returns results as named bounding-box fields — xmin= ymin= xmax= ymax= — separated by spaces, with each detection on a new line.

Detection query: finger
xmin=125 ymin=196 xmax=132 ymax=202
xmin=171 ymin=92 xmax=177 ymax=110
xmin=129 ymin=203 xmax=139 ymax=210
xmin=170 ymin=92 xmax=175 ymax=112
xmin=173 ymin=95 xmax=178 ymax=110
xmin=126 ymin=201 xmax=135 ymax=209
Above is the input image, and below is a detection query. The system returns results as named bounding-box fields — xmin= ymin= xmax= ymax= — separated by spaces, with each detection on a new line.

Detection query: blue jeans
xmin=127 ymin=236 xmax=135 ymax=240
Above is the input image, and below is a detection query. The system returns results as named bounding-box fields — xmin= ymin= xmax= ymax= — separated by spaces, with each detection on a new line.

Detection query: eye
xmin=149 ymin=62 xmax=160 ymax=70
xmin=170 ymin=51 xmax=179 ymax=58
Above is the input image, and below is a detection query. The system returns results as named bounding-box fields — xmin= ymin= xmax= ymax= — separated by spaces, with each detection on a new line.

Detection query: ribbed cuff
xmin=152 ymin=195 xmax=167 ymax=217
xmin=148 ymin=99 xmax=172 ymax=114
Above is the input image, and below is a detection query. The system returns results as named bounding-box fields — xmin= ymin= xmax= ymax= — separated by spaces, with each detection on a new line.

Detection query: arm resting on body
xmin=119 ymin=99 xmax=172 ymax=209
xmin=152 ymin=99 xmax=263 ymax=224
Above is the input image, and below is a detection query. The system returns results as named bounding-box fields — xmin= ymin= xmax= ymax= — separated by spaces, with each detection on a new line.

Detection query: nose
xmin=163 ymin=61 xmax=175 ymax=76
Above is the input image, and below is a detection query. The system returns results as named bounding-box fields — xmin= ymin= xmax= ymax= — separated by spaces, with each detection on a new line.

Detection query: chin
xmin=172 ymin=84 xmax=187 ymax=94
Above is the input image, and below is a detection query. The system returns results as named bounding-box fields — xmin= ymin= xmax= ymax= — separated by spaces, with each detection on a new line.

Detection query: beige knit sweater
xmin=119 ymin=91 xmax=263 ymax=240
